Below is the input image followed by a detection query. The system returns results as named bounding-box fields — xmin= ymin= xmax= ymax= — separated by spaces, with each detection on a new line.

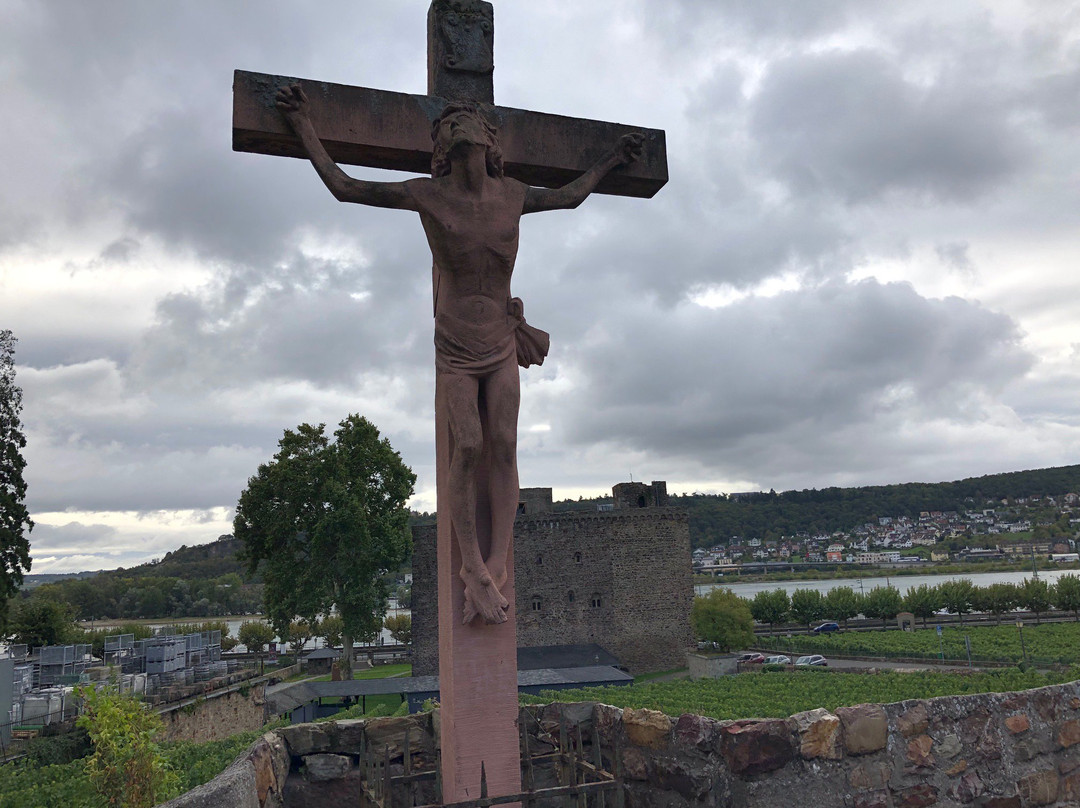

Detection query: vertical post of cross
xmin=428 ymin=2 xmax=523 ymax=804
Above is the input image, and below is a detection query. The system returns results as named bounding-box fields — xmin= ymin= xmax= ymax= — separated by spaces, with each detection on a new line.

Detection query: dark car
xmin=813 ymin=622 xmax=840 ymax=633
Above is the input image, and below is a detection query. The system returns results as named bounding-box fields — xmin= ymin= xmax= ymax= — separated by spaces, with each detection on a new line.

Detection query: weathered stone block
xmin=621 ymin=746 xmax=649 ymax=780
xmin=1016 ymin=768 xmax=1059 ymax=805
xmin=653 ymin=755 xmax=715 ymax=799
xmin=899 ymin=703 xmax=929 ymax=737
xmin=893 ymin=783 xmax=938 ymax=807
xmin=719 ymin=719 xmax=794 ymax=776
xmin=248 ymin=735 xmax=286 ymax=807
xmin=674 ymin=712 xmax=719 ymax=751
xmin=907 ymin=734 xmax=934 ymax=768
xmin=1062 ymin=771 xmax=1080 ymax=803
xmin=975 ymin=798 xmax=1020 ymax=808
xmin=1058 ymin=718 xmax=1080 ymax=748
xmin=838 ymin=704 xmax=888 ymax=755
xmin=850 ymin=762 xmax=891 ymax=790
xmin=623 ymin=708 xmax=672 ymax=749
xmin=303 ymin=753 xmax=352 ymax=782
xmin=949 ymin=771 xmax=984 ymax=804
xmin=853 ymin=791 xmax=890 ymax=808
xmin=938 ymin=734 xmax=962 ymax=759
xmin=334 ymin=719 xmax=366 ymax=752
xmin=1004 ymin=714 xmax=1029 ymax=735
xmin=791 ymin=708 xmax=842 ymax=760
xmin=946 ymin=759 xmax=968 ymax=777
xmin=365 ymin=714 xmax=431 ymax=759
xmin=281 ymin=724 xmax=333 ymax=757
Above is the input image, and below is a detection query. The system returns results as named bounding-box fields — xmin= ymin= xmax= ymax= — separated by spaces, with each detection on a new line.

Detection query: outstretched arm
xmin=522 ymin=133 xmax=644 ymax=214
xmin=276 ymin=84 xmax=418 ymax=211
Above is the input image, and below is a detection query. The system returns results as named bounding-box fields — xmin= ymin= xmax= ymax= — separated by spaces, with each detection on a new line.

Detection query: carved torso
xmin=408 ymin=175 xmax=526 ymax=326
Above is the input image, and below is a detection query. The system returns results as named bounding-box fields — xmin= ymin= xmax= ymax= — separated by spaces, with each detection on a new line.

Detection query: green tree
xmin=938 ymin=579 xmax=977 ymax=625
xmin=235 ymin=415 xmax=415 ymax=678
xmin=237 ymin=621 xmax=276 ymax=671
xmin=77 ymin=683 xmax=179 ymax=807
xmin=0 ymin=331 xmax=33 ymax=635
xmin=789 ymin=588 xmax=827 ymax=628
xmin=861 ymin=586 xmax=902 ymax=630
xmin=690 ymin=588 xmax=755 ymax=652
xmin=287 ymin=619 xmax=315 ymax=653
xmin=1018 ymin=577 xmax=1052 ymax=624
xmin=10 ymin=597 xmax=74 ymax=647
xmin=902 ymin=583 xmax=942 ymax=629
xmin=318 ymin=614 xmax=344 ymax=649
xmin=1053 ymin=574 xmax=1080 ymax=619
xmin=824 ymin=586 xmax=860 ymax=629
xmin=976 ymin=582 xmax=1018 ymax=625
xmin=383 ymin=613 xmax=412 ymax=645
xmin=749 ymin=589 xmax=789 ymax=634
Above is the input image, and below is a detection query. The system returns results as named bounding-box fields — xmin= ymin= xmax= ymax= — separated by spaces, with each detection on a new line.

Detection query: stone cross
xmin=232 ymin=2 xmax=667 ymax=803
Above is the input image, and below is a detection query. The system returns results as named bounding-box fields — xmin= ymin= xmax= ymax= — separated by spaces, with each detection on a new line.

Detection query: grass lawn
xmin=308 ymin=662 xmax=411 ymax=683
xmin=521 ymin=666 xmax=1080 ymax=720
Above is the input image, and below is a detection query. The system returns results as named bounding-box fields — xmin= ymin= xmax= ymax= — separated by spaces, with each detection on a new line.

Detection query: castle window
xmin=531 ymin=596 xmax=542 ymax=612
xmin=591 ymin=594 xmax=602 ymax=608
xmin=573 ymin=552 xmax=582 ymax=563
xmin=537 ymin=554 xmax=543 ymax=566
xmin=517 ymin=502 xmax=526 ymax=515
xmin=568 ymin=590 xmax=575 ymax=603
xmin=637 ymin=495 xmax=646 ymax=507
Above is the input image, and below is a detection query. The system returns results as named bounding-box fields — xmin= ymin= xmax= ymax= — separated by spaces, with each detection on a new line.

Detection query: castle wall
xmin=411 ymin=499 xmax=693 ymax=676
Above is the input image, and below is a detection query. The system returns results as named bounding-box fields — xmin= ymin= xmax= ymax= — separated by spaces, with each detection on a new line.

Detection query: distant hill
xmin=21 ymin=571 xmax=100 ymax=589
xmin=553 ymin=464 xmax=1080 ymax=549
xmin=102 ymin=535 xmax=252 ymax=582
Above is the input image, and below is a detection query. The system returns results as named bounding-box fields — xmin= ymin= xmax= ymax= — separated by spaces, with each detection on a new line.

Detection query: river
xmin=80 ymin=602 xmax=411 ymax=652
xmin=696 ymin=568 xmax=1078 ymax=600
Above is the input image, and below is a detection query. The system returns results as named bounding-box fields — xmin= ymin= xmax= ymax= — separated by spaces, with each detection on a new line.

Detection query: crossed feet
xmin=460 ymin=561 xmax=509 ymax=625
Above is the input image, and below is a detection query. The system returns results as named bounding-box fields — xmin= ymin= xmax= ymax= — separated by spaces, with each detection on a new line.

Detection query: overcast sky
xmin=4 ymin=1 xmax=1080 ymax=573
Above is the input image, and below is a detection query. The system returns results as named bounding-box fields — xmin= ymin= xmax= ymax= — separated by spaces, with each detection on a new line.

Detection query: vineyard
xmin=521 ymin=667 xmax=1080 ymax=720
xmin=766 ymin=621 xmax=1080 ymax=666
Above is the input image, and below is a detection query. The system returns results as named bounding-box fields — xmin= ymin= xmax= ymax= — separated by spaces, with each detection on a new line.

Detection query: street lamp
xmin=1016 ymin=620 xmax=1029 ymax=667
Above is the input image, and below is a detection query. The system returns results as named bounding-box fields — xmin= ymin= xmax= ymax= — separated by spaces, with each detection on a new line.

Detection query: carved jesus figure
xmin=276 ymin=85 xmax=642 ymax=625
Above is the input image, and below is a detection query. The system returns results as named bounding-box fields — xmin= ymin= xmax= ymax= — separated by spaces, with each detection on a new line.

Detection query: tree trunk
xmin=340 ymin=629 xmax=353 ymax=680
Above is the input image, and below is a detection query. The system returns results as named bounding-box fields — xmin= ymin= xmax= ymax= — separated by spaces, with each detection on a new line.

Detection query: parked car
xmin=813 ymin=622 xmax=840 ymax=633
xmin=795 ymin=655 xmax=828 ymax=667
xmin=763 ymin=655 xmax=791 ymax=666
xmin=737 ymin=653 xmax=765 ymax=664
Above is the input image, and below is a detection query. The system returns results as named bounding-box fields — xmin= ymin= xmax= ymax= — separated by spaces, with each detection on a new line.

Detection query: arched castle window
xmin=573 ymin=552 xmax=582 ymax=563
xmin=568 ymin=590 xmax=575 ymax=603
xmin=531 ymin=596 xmax=542 ymax=612
xmin=591 ymin=594 xmax=602 ymax=608
xmin=637 ymin=495 xmax=646 ymax=507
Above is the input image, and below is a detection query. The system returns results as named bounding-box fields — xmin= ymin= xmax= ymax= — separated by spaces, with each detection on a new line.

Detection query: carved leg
xmin=443 ymin=372 xmax=509 ymax=625
xmin=481 ymin=361 xmax=520 ymax=592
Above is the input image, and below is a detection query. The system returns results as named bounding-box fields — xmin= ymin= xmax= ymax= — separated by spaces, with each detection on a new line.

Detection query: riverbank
xmin=693 ymin=559 xmax=1080 ymax=586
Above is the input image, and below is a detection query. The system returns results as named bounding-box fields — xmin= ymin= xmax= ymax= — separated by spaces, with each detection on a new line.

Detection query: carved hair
xmin=430 ymin=102 xmax=504 ymax=179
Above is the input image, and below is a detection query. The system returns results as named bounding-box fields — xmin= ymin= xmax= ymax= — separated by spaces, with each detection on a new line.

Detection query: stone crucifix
xmin=233 ymin=1 xmax=667 ymax=802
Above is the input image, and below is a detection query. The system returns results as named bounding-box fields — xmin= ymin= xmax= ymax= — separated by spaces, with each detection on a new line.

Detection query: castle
xmin=411 ymin=481 xmax=694 ymax=675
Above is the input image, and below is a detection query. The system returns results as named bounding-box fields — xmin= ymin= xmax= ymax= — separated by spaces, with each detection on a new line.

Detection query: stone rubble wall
xmin=157 ymin=682 xmax=268 ymax=743
xmin=158 ymin=679 xmax=1080 ymax=808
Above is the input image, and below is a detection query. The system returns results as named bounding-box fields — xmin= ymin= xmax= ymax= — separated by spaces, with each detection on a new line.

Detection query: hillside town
xmin=693 ymin=493 xmax=1080 ymax=570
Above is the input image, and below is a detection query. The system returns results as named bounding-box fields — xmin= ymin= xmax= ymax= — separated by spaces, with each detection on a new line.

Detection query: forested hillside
xmin=555 ymin=464 xmax=1080 ymax=548
xmin=20 ymin=537 xmax=263 ymax=621
xmin=21 ymin=465 xmax=1080 ymax=620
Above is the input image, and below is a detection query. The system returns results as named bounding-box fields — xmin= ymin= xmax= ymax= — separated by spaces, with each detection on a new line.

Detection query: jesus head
xmin=430 ymin=102 xmax=504 ymax=179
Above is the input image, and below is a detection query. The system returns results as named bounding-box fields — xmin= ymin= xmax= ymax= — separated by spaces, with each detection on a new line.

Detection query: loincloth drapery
xmin=434 ymin=297 xmax=550 ymax=375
